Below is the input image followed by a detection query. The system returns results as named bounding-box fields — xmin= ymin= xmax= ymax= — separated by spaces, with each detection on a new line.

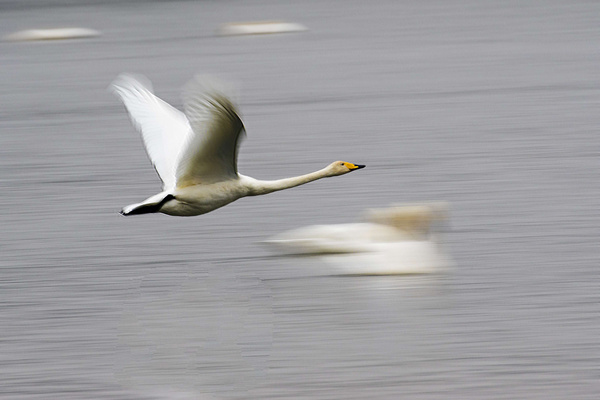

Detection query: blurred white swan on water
xmin=4 ymin=27 xmax=100 ymax=41
xmin=111 ymin=74 xmax=365 ymax=216
xmin=217 ymin=21 xmax=308 ymax=36
xmin=265 ymin=203 xmax=450 ymax=275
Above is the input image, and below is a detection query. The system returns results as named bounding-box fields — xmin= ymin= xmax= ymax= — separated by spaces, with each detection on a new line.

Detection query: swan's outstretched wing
xmin=111 ymin=74 xmax=191 ymax=191
xmin=176 ymin=76 xmax=245 ymax=187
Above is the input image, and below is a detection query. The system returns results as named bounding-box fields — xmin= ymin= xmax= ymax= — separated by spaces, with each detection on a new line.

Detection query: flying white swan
xmin=111 ymin=74 xmax=365 ymax=216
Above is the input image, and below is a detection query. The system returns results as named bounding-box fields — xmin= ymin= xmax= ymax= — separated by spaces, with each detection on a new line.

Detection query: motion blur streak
xmin=265 ymin=203 xmax=450 ymax=275
xmin=1 ymin=1 xmax=599 ymax=399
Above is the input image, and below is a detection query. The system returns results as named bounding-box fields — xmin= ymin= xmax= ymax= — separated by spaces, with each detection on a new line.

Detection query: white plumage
xmin=265 ymin=203 xmax=450 ymax=275
xmin=111 ymin=74 xmax=365 ymax=216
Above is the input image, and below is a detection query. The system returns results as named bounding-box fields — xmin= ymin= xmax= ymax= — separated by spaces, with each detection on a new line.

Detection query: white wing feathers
xmin=111 ymin=74 xmax=244 ymax=191
xmin=178 ymin=76 xmax=245 ymax=186
xmin=111 ymin=74 xmax=190 ymax=191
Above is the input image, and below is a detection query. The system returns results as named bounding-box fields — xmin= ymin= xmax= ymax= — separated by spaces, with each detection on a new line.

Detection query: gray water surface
xmin=1 ymin=1 xmax=599 ymax=399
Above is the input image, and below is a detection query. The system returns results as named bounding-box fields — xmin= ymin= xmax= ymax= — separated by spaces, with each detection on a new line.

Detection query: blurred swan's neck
xmin=241 ymin=167 xmax=333 ymax=196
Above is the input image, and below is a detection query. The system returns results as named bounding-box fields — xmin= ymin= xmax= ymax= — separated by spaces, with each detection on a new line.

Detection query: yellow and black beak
xmin=349 ymin=163 xmax=366 ymax=170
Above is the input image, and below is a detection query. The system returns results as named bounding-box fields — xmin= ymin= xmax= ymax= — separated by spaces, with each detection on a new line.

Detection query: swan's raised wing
xmin=175 ymin=76 xmax=245 ymax=187
xmin=111 ymin=74 xmax=191 ymax=191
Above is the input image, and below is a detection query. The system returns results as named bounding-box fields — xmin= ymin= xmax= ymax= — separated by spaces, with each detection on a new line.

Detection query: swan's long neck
xmin=242 ymin=167 xmax=333 ymax=196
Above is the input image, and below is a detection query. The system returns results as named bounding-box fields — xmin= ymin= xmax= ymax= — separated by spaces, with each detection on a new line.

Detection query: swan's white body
xmin=265 ymin=203 xmax=450 ymax=275
xmin=111 ymin=74 xmax=364 ymax=216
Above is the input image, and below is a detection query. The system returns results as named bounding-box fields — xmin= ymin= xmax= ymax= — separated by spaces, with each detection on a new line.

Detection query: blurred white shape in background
xmin=4 ymin=27 xmax=101 ymax=41
xmin=217 ymin=21 xmax=307 ymax=36
xmin=265 ymin=202 xmax=451 ymax=275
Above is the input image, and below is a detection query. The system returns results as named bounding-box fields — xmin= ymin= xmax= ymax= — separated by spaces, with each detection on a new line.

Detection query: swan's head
xmin=328 ymin=161 xmax=366 ymax=176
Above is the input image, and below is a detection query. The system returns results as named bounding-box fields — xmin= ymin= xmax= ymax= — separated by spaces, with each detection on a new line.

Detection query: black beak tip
xmin=355 ymin=164 xmax=366 ymax=169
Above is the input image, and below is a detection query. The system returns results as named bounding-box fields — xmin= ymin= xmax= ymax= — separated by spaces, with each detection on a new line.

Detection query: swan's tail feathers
xmin=120 ymin=193 xmax=175 ymax=216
